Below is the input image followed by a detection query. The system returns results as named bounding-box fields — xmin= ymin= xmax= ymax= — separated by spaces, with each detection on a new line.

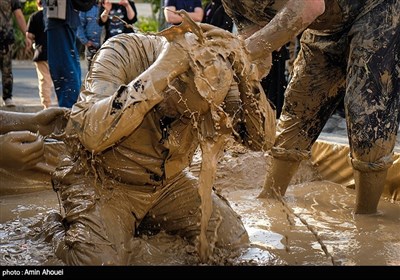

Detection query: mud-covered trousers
xmin=49 ymin=159 xmax=248 ymax=265
xmin=273 ymin=0 xmax=400 ymax=174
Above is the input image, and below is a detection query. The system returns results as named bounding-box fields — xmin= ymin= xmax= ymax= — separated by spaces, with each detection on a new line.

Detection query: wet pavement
xmin=0 ymin=149 xmax=399 ymax=266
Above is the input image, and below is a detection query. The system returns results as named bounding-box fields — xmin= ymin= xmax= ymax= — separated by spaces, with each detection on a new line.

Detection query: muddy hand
xmin=0 ymin=131 xmax=45 ymax=170
xmin=158 ymin=9 xmax=203 ymax=43
xmin=156 ymin=11 xmax=199 ymax=77
xmin=34 ymin=108 xmax=70 ymax=137
xmin=199 ymin=23 xmax=232 ymax=40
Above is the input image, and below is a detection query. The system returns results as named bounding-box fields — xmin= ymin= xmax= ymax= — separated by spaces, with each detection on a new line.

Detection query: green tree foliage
xmin=13 ymin=0 xmax=36 ymax=59
xmin=137 ymin=16 xmax=158 ymax=33
xmin=23 ymin=0 xmax=38 ymax=14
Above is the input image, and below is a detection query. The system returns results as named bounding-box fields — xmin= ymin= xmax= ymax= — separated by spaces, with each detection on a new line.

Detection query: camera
xmin=46 ymin=0 xmax=66 ymax=20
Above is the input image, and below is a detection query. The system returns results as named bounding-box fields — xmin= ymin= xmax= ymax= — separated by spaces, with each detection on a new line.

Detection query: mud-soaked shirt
xmin=66 ymin=32 xmax=275 ymax=187
xmin=221 ymin=0 xmax=383 ymax=34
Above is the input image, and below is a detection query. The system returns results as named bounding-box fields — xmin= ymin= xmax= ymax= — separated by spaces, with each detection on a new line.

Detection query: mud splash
xmin=1 ymin=143 xmax=399 ymax=266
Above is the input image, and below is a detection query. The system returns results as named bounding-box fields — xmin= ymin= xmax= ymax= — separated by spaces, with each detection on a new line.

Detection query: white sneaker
xmin=4 ymin=98 xmax=16 ymax=107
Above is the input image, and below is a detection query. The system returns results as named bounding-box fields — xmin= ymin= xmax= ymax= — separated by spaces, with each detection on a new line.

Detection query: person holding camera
xmin=98 ymin=0 xmax=138 ymax=44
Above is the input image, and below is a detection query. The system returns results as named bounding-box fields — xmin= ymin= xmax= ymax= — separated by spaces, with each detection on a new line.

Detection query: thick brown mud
xmin=1 ymin=143 xmax=398 ymax=266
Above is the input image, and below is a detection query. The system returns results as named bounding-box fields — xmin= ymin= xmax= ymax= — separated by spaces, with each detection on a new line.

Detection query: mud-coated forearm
xmin=71 ymin=78 xmax=164 ymax=154
xmin=0 ymin=111 xmax=36 ymax=133
xmin=245 ymin=0 xmax=325 ymax=61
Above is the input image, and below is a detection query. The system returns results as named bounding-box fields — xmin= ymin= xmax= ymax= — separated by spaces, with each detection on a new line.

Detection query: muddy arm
xmin=69 ymin=34 xmax=189 ymax=154
xmin=0 ymin=108 xmax=69 ymax=136
xmin=245 ymin=0 xmax=324 ymax=62
xmin=0 ymin=111 xmax=40 ymax=134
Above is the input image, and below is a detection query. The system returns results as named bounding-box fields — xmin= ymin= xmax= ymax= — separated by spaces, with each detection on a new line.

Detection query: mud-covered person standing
xmin=221 ymin=0 xmax=400 ymax=214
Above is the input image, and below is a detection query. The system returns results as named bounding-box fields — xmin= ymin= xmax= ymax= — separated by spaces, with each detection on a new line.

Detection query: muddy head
xmin=156 ymin=10 xmax=265 ymax=140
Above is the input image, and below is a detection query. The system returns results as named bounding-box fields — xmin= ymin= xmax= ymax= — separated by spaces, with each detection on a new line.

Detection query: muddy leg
xmin=139 ymin=173 xmax=249 ymax=250
xmin=49 ymin=174 xmax=138 ymax=265
xmin=259 ymin=157 xmax=301 ymax=198
xmin=354 ymin=169 xmax=387 ymax=214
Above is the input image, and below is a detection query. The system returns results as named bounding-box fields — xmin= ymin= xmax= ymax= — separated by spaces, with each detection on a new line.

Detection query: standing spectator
xmin=202 ymin=0 xmax=232 ymax=32
xmin=0 ymin=0 xmax=32 ymax=107
xmin=42 ymin=0 xmax=81 ymax=109
xmin=164 ymin=0 xmax=203 ymax=27
xmin=98 ymin=0 xmax=138 ymax=44
xmin=26 ymin=0 xmax=53 ymax=109
xmin=77 ymin=1 xmax=103 ymax=70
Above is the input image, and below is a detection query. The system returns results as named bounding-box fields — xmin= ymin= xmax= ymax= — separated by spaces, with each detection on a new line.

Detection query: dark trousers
xmin=0 ymin=45 xmax=13 ymax=100
xmin=47 ymin=25 xmax=81 ymax=108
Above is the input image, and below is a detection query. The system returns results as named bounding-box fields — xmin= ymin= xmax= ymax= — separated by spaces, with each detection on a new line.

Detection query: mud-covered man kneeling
xmin=44 ymin=19 xmax=276 ymax=265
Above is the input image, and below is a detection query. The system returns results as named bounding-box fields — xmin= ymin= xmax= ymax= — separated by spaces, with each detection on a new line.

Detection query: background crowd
xmin=1 ymin=0 xmax=301 ymax=118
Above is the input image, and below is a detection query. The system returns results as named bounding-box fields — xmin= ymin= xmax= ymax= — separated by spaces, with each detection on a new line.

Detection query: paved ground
xmin=0 ymin=59 xmax=83 ymax=111
xmin=0 ymin=60 xmax=88 ymax=112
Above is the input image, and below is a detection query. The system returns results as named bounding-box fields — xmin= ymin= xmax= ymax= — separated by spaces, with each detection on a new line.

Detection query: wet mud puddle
xmin=1 ymin=150 xmax=399 ymax=266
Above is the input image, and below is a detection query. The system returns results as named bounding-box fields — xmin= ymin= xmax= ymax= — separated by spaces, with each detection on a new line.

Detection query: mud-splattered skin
xmin=223 ymin=0 xmax=400 ymax=212
xmin=48 ymin=25 xmax=276 ymax=264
